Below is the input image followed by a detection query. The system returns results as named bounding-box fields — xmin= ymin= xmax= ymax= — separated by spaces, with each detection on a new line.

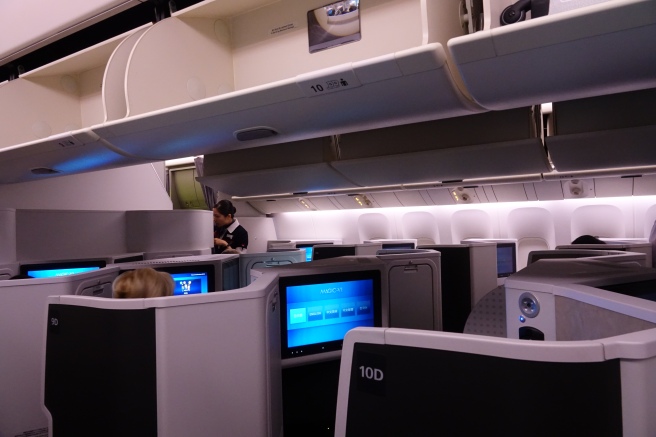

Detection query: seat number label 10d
xmin=354 ymin=350 xmax=386 ymax=396
xmin=359 ymin=366 xmax=384 ymax=381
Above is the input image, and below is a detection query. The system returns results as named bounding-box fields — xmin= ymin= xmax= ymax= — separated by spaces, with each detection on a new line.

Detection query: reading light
xmin=353 ymin=194 xmax=372 ymax=207
xmin=298 ymin=198 xmax=314 ymax=210
xmin=451 ymin=187 xmax=473 ymax=203
xmin=565 ymin=179 xmax=593 ymax=198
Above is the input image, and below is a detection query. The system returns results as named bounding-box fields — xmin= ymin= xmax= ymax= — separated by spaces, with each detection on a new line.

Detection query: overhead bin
xmin=332 ymin=107 xmax=550 ymax=186
xmin=547 ymin=88 xmax=656 ymax=172
xmin=0 ymin=0 xmax=482 ymax=184
xmin=91 ymin=0 xmax=483 ymax=160
xmin=199 ymin=136 xmax=359 ymax=196
xmin=0 ymin=29 xmax=152 ymax=184
xmin=0 ymin=131 xmax=151 ymax=185
xmin=447 ymin=0 xmax=656 ymax=110
xmin=202 ymin=107 xmax=549 ymax=198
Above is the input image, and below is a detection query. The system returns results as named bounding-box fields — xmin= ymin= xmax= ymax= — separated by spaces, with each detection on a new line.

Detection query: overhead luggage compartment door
xmin=547 ymin=88 xmax=656 ymax=172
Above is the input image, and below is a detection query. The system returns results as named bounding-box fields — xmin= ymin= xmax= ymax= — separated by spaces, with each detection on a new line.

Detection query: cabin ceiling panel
xmin=491 ymin=184 xmax=529 ymax=203
xmin=634 ymin=175 xmax=656 ymax=197
xmin=425 ymin=188 xmax=455 ymax=205
xmin=369 ymin=192 xmax=403 ymax=208
xmin=529 ymin=181 xmax=563 ymax=201
xmin=594 ymin=177 xmax=634 ymax=198
xmin=394 ymin=190 xmax=431 ymax=207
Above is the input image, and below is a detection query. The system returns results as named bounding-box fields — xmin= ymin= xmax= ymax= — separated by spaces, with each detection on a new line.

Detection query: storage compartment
xmin=201 ymin=107 xmax=549 ymax=198
xmin=200 ymin=136 xmax=358 ymax=196
xmin=448 ymin=0 xmax=656 ymax=110
xmin=92 ymin=0 xmax=482 ymax=159
xmin=332 ymin=107 xmax=550 ymax=186
xmin=0 ymin=29 xmax=150 ymax=184
xmin=547 ymin=88 xmax=656 ymax=172
xmin=0 ymin=0 xmax=482 ymax=184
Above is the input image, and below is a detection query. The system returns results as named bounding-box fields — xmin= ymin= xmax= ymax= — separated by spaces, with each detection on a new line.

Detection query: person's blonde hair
xmin=112 ymin=268 xmax=174 ymax=299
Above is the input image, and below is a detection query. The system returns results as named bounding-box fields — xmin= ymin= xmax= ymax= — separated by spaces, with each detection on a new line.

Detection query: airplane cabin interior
xmin=1 ymin=0 xmax=656 ymax=436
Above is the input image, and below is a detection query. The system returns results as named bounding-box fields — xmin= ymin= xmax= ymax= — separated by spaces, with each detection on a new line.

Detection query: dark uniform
xmin=214 ymin=218 xmax=248 ymax=253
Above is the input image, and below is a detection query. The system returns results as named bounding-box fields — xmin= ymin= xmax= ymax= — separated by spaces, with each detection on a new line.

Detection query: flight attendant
xmin=213 ymin=199 xmax=248 ymax=253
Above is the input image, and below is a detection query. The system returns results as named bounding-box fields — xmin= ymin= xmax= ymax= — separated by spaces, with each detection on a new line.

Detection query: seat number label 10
xmin=359 ymin=366 xmax=384 ymax=381
xmin=296 ymin=68 xmax=361 ymax=97
xmin=354 ymin=350 xmax=386 ymax=396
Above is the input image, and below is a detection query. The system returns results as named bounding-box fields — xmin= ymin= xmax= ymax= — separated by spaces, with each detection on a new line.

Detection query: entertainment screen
xmin=20 ymin=260 xmax=106 ymax=279
xmin=280 ymin=270 xmax=381 ymax=359
xmin=155 ymin=265 xmax=215 ymax=295
xmin=312 ymin=245 xmax=356 ymax=261
xmin=295 ymin=244 xmax=318 ymax=262
xmin=496 ymin=243 xmax=517 ymax=277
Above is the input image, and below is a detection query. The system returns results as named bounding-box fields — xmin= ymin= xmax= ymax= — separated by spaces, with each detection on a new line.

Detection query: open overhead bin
xmin=447 ymin=0 xmax=656 ymax=110
xmin=92 ymin=0 xmax=483 ymax=160
xmin=0 ymin=0 xmax=484 ymax=184
xmin=0 ymin=28 xmax=152 ymax=184
xmin=547 ymin=88 xmax=656 ymax=172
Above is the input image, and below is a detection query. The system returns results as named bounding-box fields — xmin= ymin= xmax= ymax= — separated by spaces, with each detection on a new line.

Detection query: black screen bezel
xmin=280 ymin=269 xmax=382 ymax=360
xmin=528 ymin=251 xmax=599 ymax=264
xmin=381 ymin=242 xmax=416 ymax=250
xmin=312 ymin=245 xmax=356 ymax=261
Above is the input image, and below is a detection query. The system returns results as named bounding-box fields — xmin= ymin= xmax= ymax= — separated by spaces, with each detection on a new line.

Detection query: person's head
xmin=113 ymin=268 xmax=174 ymax=299
xmin=571 ymin=235 xmax=606 ymax=244
xmin=213 ymin=199 xmax=237 ymax=227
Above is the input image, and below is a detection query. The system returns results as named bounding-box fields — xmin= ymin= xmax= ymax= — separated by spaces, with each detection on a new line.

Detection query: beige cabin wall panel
xmin=0 ymin=78 xmax=81 ymax=149
xmin=125 ymin=17 xmax=235 ymax=116
xmin=103 ymin=26 xmax=151 ymax=121
xmin=79 ymin=66 xmax=107 ymax=127
xmin=230 ymin=0 xmax=463 ymax=89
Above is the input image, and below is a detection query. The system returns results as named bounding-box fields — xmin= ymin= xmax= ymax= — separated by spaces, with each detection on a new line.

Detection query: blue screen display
xmin=27 ymin=267 xmax=101 ymax=278
xmin=170 ymin=272 xmax=209 ymax=295
xmin=296 ymin=245 xmax=315 ymax=262
xmin=286 ymin=278 xmax=375 ymax=348
xmin=496 ymin=244 xmax=516 ymax=277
